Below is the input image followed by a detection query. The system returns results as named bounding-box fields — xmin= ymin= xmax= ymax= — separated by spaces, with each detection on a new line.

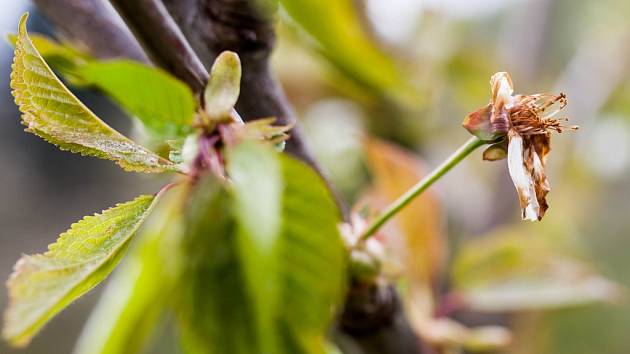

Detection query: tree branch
xmin=32 ymin=0 xmax=148 ymax=63
xmin=109 ymin=0 xmax=209 ymax=93
xmin=336 ymin=283 xmax=424 ymax=354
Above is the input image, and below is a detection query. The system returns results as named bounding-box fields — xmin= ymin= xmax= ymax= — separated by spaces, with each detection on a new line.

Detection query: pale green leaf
xmin=78 ymin=60 xmax=196 ymax=138
xmin=11 ymin=13 xmax=176 ymax=173
xmin=74 ymin=185 xmax=188 ymax=354
xmin=279 ymin=0 xmax=418 ymax=106
xmin=458 ymin=273 xmax=623 ymax=313
xmin=204 ymin=51 xmax=241 ymax=120
xmin=7 ymin=32 xmax=90 ymax=83
xmin=227 ymin=142 xmax=283 ymax=353
xmin=452 ymin=229 xmax=624 ymax=312
xmin=2 ymin=194 xmax=159 ymax=347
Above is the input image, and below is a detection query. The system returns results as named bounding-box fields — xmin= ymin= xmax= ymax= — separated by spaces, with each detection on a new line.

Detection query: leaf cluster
xmin=3 ymin=13 xmax=347 ymax=354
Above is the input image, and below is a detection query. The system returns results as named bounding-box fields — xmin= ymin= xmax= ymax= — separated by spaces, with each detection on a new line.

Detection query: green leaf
xmin=279 ymin=0 xmax=418 ymax=106
xmin=74 ymin=185 xmax=188 ymax=354
xmin=177 ymin=146 xmax=346 ymax=354
xmin=227 ymin=142 xmax=283 ymax=353
xmin=203 ymin=51 xmax=241 ymax=120
xmin=11 ymin=13 xmax=176 ymax=173
xmin=176 ymin=177 xmax=252 ymax=354
xmin=2 ymin=194 xmax=159 ymax=347
xmin=78 ymin=60 xmax=196 ymax=138
xmin=7 ymin=32 xmax=90 ymax=85
xmin=277 ymin=153 xmax=346 ymax=344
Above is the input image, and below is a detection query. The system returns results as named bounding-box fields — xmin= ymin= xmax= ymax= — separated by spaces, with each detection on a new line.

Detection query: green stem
xmin=360 ymin=136 xmax=485 ymax=241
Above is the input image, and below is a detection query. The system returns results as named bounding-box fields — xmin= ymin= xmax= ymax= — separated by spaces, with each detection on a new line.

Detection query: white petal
xmin=507 ymin=131 xmax=539 ymax=221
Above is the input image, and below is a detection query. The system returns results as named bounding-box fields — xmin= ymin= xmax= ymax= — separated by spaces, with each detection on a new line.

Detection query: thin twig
xmin=360 ymin=137 xmax=485 ymax=241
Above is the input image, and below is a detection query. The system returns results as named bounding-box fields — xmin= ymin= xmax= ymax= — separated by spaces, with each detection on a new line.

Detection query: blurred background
xmin=2 ymin=0 xmax=630 ymax=353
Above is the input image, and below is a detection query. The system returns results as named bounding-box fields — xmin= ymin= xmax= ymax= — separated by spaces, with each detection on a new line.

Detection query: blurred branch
xmin=32 ymin=0 xmax=149 ymax=62
xmin=335 ymin=283 xmax=424 ymax=354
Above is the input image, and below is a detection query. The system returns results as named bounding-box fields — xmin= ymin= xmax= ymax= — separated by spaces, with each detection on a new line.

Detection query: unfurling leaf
xmin=11 ymin=13 xmax=176 ymax=173
xmin=204 ymin=51 xmax=241 ymax=121
xmin=2 ymin=194 xmax=159 ymax=347
xmin=78 ymin=61 xmax=196 ymax=138
xmin=74 ymin=185 xmax=188 ymax=354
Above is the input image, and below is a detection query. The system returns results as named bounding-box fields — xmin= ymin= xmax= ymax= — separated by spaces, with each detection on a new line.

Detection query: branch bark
xmin=109 ymin=0 xmax=209 ymax=93
xmin=32 ymin=0 xmax=148 ymax=62
xmin=335 ymin=283 xmax=424 ymax=354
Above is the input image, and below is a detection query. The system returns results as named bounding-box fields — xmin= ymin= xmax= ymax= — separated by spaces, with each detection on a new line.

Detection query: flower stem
xmin=360 ymin=136 xmax=485 ymax=241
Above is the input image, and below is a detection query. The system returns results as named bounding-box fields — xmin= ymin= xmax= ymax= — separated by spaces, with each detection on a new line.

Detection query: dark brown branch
xmin=109 ymin=0 xmax=209 ymax=93
xmin=32 ymin=0 xmax=149 ymax=62
xmin=335 ymin=283 xmax=424 ymax=354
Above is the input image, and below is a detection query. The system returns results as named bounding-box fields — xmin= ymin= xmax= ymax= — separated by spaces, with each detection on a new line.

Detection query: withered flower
xmin=463 ymin=72 xmax=577 ymax=221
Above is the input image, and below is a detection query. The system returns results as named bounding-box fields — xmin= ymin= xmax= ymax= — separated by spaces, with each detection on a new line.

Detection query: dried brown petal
xmin=523 ymin=137 xmax=551 ymax=219
xmin=530 ymin=134 xmax=551 ymax=163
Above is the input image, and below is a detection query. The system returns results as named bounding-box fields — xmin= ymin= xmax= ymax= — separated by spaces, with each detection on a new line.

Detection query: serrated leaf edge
xmin=2 ymin=194 xmax=159 ymax=347
xmin=10 ymin=13 xmax=178 ymax=173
